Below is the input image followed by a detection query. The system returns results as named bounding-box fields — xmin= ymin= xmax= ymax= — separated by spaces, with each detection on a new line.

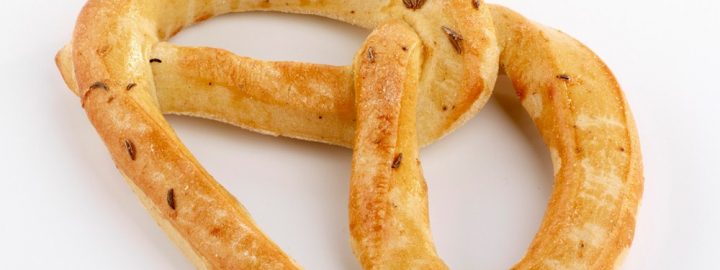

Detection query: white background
xmin=1 ymin=0 xmax=718 ymax=269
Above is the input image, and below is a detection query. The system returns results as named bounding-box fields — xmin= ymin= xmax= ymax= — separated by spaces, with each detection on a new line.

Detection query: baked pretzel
xmin=56 ymin=0 xmax=643 ymax=269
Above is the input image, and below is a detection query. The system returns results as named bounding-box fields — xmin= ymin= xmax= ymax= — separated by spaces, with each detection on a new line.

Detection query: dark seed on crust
xmin=442 ymin=26 xmax=464 ymax=54
xmin=402 ymin=0 xmax=427 ymax=10
xmin=392 ymin=153 xmax=403 ymax=169
xmin=89 ymin=81 xmax=108 ymax=91
xmin=124 ymin=139 xmax=136 ymax=161
xmin=556 ymin=74 xmax=571 ymax=81
xmin=149 ymin=58 xmax=162 ymax=63
xmin=81 ymin=82 xmax=109 ymax=107
xmin=367 ymin=47 xmax=375 ymax=63
xmin=167 ymin=189 xmax=176 ymax=210
xmin=126 ymin=83 xmax=137 ymax=91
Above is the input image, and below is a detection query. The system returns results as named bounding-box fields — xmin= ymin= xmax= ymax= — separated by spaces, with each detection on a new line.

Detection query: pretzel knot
xmin=56 ymin=1 xmax=643 ymax=269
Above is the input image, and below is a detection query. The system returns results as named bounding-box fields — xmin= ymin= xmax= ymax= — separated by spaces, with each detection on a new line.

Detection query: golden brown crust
xmin=152 ymin=43 xmax=357 ymax=147
xmin=57 ymin=0 xmax=642 ymax=269
xmin=57 ymin=0 xmax=498 ymax=148
xmin=349 ymin=21 xmax=446 ymax=270
xmin=70 ymin=1 xmax=305 ymax=268
xmin=490 ymin=5 xmax=643 ymax=269
xmin=61 ymin=0 xmax=497 ymax=268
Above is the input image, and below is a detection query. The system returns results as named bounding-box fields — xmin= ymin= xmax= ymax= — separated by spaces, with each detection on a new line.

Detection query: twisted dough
xmin=56 ymin=0 xmax=642 ymax=269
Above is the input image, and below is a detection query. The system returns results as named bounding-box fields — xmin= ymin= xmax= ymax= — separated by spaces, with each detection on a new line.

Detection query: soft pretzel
xmin=56 ymin=0 xmax=643 ymax=269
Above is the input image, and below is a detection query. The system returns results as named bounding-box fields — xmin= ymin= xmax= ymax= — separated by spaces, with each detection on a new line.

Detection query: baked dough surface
xmin=56 ymin=1 xmax=642 ymax=269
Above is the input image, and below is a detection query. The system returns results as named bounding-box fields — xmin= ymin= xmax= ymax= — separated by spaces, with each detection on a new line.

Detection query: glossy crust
xmin=57 ymin=0 xmax=499 ymax=148
xmin=490 ymin=5 xmax=643 ymax=269
xmin=56 ymin=0 xmax=642 ymax=269
xmin=59 ymin=0 xmax=497 ymax=268
xmin=350 ymin=21 xmax=446 ymax=269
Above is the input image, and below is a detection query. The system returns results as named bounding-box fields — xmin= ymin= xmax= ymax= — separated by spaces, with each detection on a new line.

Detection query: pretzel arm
xmin=56 ymin=44 xmax=356 ymax=147
xmin=350 ymin=21 xmax=446 ymax=269
xmin=490 ymin=5 xmax=643 ymax=269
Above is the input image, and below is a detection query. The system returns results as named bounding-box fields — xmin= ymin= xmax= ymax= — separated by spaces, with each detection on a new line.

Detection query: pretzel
xmin=56 ymin=0 xmax=643 ymax=269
